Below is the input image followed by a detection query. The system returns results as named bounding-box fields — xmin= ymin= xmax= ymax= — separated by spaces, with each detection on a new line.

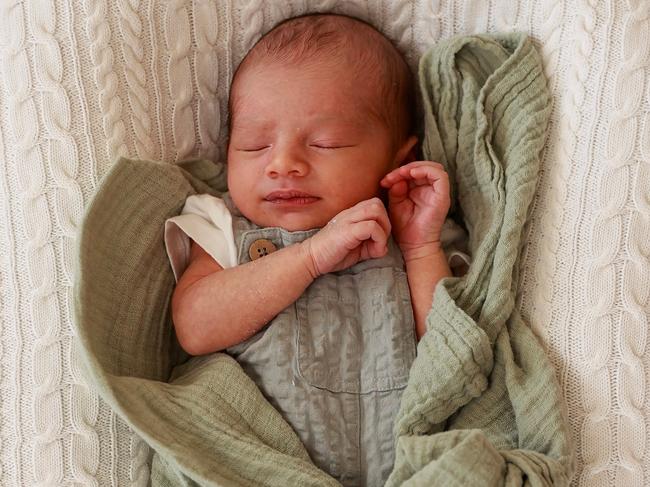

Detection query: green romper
xmin=221 ymin=193 xmax=417 ymax=487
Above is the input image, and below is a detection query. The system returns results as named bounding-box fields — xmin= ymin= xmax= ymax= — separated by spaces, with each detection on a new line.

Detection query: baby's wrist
xmin=399 ymin=241 xmax=445 ymax=264
xmin=298 ymin=240 xmax=320 ymax=280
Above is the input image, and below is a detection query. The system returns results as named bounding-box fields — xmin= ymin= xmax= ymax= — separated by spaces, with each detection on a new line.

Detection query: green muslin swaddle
xmin=73 ymin=32 xmax=574 ymax=486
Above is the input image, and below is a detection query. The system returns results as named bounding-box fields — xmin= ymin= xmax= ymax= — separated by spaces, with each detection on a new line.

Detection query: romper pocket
xmin=296 ymin=267 xmax=416 ymax=393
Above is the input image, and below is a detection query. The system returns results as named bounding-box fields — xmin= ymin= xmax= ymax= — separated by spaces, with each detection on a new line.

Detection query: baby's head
xmin=226 ymin=13 xmax=418 ymax=231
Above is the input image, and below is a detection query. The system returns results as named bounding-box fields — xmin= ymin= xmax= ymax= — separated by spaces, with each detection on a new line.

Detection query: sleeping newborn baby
xmin=164 ymin=13 xmax=470 ymax=487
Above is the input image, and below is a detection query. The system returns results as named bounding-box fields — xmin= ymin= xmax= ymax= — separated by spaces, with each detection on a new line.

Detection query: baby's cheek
xmin=229 ymin=187 xmax=260 ymax=220
xmin=345 ymin=176 xmax=379 ymax=200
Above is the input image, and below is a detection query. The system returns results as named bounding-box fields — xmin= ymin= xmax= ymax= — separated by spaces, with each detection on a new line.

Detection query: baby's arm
xmin=402 ymin=246 xmax=452 ymax=341
xmin=171 ymin=239 xmax=316 ymax=355
xmin=171 ymin=197 xmax=391 ymax=356
xmin=380 ymin=160 xmax=453 ymax=342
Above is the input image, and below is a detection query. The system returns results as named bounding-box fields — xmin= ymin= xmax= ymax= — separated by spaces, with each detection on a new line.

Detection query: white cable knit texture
xmin=0 ymin=1 xmax=647 ymax=485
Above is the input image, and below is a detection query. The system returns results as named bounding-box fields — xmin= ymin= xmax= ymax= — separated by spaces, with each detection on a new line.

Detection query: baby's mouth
xmin=264 ymin=190 xmax=320 ymax=205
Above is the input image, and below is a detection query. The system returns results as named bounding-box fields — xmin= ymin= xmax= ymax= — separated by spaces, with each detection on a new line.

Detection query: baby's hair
xmin=227 ymin=13 xmax=417 ymax=149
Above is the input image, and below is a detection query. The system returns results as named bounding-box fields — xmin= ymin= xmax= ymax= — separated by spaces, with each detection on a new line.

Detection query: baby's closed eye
xmin=310 ymin=143 xmax=357 ymax=150
xmin=237 ymin=145 xmax=271 ymax=152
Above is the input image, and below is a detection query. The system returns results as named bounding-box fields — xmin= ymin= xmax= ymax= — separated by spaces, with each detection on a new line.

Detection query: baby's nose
xmin=265 ymin=148 xmax=310 ymax=178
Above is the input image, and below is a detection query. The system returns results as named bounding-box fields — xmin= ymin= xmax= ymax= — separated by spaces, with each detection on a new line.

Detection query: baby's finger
xmin=386 ymin=179 xmax=409 ymax=206
xmin=329 ymin=198 xmax=378 ymax=226
xmin=381 ymin=161 xmax=444 ymax=185
xmin=380 ymin=168 xmax=408 ymax=186
xmin=399 ymin=160 xmax=445 ymax=171
xmin=347 ymin=197 xmax=391 ymax=237
xmin=408 ymin=165 xmax=446 ymax=179
xmin=351 ymin=220 xmax=388 ymax=257
xmin=408 ymin=166 xmax=450 ymax=193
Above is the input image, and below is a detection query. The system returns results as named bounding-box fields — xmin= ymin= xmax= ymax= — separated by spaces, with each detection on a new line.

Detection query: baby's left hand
xmin=380 ymin=161 xmax=451 ymax=260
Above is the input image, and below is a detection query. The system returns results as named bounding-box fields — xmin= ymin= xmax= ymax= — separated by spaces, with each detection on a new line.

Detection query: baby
xmin=164 ymin=13 xmax=469 ymax=487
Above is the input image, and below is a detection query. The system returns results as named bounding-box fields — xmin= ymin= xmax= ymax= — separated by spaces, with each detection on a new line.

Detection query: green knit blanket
xmin=73 ymin=32 xmax=574 ymax=486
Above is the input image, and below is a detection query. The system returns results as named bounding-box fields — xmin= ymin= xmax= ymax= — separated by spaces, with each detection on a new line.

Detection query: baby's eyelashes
xmin=311 ymin=144 xmax=341 ymax=150
xmin=310 ymin=144 xmax=357 ymax=150
xmin=237 ymin=145 xmax=270 ymax=152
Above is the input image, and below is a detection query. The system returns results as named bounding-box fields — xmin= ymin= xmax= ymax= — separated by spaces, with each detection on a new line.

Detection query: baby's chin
xmin=247 ymin=210 xmax=330 ymax=232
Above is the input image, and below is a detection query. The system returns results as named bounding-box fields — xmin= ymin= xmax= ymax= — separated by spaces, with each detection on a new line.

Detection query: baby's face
xmin=226 ymin=59 xmax=416 ymax=231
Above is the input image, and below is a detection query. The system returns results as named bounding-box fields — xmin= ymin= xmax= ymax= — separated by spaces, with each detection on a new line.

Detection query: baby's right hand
xmin=303 ymin=197 xmax=391 ymax=277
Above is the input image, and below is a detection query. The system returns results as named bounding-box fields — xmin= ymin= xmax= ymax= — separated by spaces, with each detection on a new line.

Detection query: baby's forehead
xmin=231 ymin=111 xmax=369 ymax=134
xmin=231 ymin=53 xmax=385 ymax=107
xmin=229 ymin=70 xmax=386 ymax=135
xmin=227 ymin=14 xmax=411 ymax=138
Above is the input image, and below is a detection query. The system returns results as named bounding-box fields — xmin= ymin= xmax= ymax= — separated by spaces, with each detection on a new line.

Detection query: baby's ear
xmin=395 ymin=135 xmax=419 ymax=166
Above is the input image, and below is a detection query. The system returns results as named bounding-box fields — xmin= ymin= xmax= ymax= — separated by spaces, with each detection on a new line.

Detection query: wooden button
xmin=249 ymin=239 xmax=277 ymax=261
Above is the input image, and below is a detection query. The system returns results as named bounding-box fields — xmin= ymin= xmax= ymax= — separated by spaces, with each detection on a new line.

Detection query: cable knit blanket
xmin=72 ymin=32 xmax=573 ymax=486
